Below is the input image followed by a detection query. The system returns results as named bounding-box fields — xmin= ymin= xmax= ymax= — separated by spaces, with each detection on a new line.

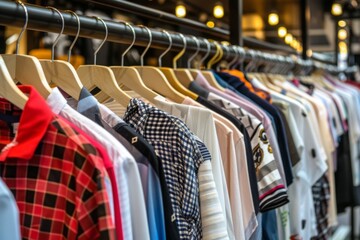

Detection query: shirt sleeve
xmin=0 ymin=179 xmax=21 ymax=240
xmin=195 ymin=138 xmax=229 ymax=240
xmin=251 ymin=125 xmax=289 ymax=211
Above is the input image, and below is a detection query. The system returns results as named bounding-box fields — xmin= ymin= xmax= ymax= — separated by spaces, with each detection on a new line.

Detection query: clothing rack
xmin=84 ymin=0 xmax=297 ymax=54
xmin=0 ymin=0 xmax=339 ymax=73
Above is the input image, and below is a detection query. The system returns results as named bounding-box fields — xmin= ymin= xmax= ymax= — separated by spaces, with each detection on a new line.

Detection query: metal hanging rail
xmin=85 ymin=0 xmax=229 ymax=40
xmin=0 ymin=1 xmax=338 ymax=72
xmin=83 ymin=0 xmax=296 ymax=54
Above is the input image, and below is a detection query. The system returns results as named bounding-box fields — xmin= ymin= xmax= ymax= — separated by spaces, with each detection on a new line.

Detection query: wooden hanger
xmin=200 ymin=41 xmax=225 ymax=91
xmin=133 ymin=26 xmax=185 ymax=103
xmin=76 ymin=16 xmax=131 ymax=107
xmin=110 ymin=22 xmax=158 ymax=103
xmin=159 ymin=32 xmax=197 ymax=99
xmin=0 ymin=56 xmax=28 ymax=109
xmin=40 ymin=8 xmax=83 ymax=100
xmin=1 ymin=1 xmax=52 ymax=99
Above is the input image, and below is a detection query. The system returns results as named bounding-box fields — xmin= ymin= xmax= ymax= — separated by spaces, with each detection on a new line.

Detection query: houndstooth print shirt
xmin=123 ymin=98 xmax=208 ymax=240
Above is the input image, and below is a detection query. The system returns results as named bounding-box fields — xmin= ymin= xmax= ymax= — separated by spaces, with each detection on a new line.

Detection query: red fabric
xmin=0 ymin=86 xmax=115 ymax=240
xmin=59 ymin=115 xmax=123 ymax=240
xmin=345 ymin=80 xmax=360 ymax=88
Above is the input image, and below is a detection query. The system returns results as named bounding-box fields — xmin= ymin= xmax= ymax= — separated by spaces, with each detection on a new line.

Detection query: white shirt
xmin=154 ymin=96 xmax=230 ymax=240
xmin=47 ymin=88 xmax=150 ymax=240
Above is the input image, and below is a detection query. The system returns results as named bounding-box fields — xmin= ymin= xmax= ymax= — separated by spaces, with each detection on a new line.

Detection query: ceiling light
xmin=199 ymin=12 xmax=208 ymax=22
xmin=338 ymin=29 xmax=347 ymax=40
xmin=339 ymin=43 xmax=348 ymax=54
xmin=268 ymin=12 xmax=279 ymax=26
xmin=339 ymin=41 xmax=347 ymax=50
xmin=297 ymin=45 xmax=303 ymax=53
xmin=291 ymin=39 xmax=299 ymax=49
xmin=278 ymin=26 xmax=287 ymax=38
xmin=307 ymin=49 xmax=313 ymax=57
xmin=285 ymin=33 xmax=293 ymax=44
xmin=206 ymin=20 xmax=215 ymax=28
xmin=213 ymin=2 xmax=224 ymax=19
xmin=175 ymin=3 xmax=186 ymax=18
xmin=351 ymin=0 xmax=358 ymax=8
xmin=338 ymin=20 xmax=346 ymax=27
xmin=331 ymin=3 xmax=343 ymax=16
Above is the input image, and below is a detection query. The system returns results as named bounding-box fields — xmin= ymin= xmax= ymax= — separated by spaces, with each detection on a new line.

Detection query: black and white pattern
xmin=123 ymin=98 xmax=207 ymax=240
xmin=311 ymin=174 xmax=330 ymax=240
xmin=208 ymin=93 xmax=289 ymax=211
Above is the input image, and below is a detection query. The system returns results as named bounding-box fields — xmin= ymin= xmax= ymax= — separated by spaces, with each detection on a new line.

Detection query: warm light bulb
xmin=175 ymin=4 xmax=186 ymax=18
xmin=338 ymin=29 xmax=347 ymax=40
xmin=297 ymin=45 xmax=303 ymax=53
xmin=213 ymin=3 xmax=224 ymax=19
xmin=340 ymin=44 xmax=348 ymax=54
xmin=307 ymin=49 xmax=313 ymax=57
xmin=331 ymin=3 xmax=343 ymax=16
xmin=206 ymin=20 xmax=215 ymax=28
xmin=338 ymin=20 xmax=346 ymax=28
xmin=291 ymin=39 xmax=299 ymax=49
xmin=285 ymin=33 xmax=293 ymax=44
xmin=339 ymin=41 xmax=347 ymax=50
xmin=268 ymin=13 xmax=279 ymax=26
xmin=278 ymin=26 xmax=287 ymax=38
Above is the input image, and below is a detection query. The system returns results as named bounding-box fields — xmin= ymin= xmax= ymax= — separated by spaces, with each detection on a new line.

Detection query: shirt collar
xmin=0 ymin=86 xmax=54 ymax=161
xmin=77 ymin=87 xmax=103 ymax=125
xmin=46 ymin=87 xmax=67 ymax=115
xmin=124 ymin=98 xmax=152 ymax=132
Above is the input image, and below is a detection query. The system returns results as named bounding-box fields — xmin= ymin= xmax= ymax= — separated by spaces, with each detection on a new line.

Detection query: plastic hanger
xmin=133 ymin=26 xmax=185 ymax=103
xmin=40 ymin=8 xmax=83 ymax=100
xmin=201 ymin=41 xmax=225 ymax=91
xmin=1 ymin=0 xmax=52 ymax=99
xmin=159 ymin=32 xmax=197 ymax=99
xmin=77 ymin=16 xmax=131 ymax=106
xmin=110 ymin=21 xmax=158 ymax=103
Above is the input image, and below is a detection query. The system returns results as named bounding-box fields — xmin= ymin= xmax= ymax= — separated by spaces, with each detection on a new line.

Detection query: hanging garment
xmin=0 ymin=86 xmax=116 ymax=239
xmin=0 ymin=177 xmax=21 ymax=240
xmin=123 ymin=98 xmax=209 ymax=240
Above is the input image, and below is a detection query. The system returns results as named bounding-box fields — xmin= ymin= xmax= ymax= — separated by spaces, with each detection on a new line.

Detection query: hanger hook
xmin=173 ymin=33 xmax=186 ymax=69
xmin=64 ymin=10 xmax=80 ymax=63
xmin=199 ymin=38 xmax=211 ymax=69
xmin=228 ymin=46 xmax=238 ymax=69
xmin=119 ymin=21 xmax=136 ymax=67
xmin=187 ymin=36 xmax=200 ymax=68
xmin=158 ymin=30 xmax=172 ymax=67
xmin=207 ymin=41 xmax=221 ymax=69
xmin=138 ymin=25 xmax=152 ymax=66
xmin=46 ymin=7 xmax=64 ymax=62
xmin=15 ymin=1 xmax=28 ymax=55
xmin=92 ymin=16 xmax=108 ymax=65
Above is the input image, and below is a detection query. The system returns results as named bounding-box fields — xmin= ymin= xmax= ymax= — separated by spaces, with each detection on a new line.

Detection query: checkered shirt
xmin=207 ymin=94 xmax=289 ymax=211
xmin=123 ymin=98 xmax=205 ymax=240
xmin=0 ymin=86 xmax=115 ymax=240
xmin=311 ymin=174 xmax=330 ymax=240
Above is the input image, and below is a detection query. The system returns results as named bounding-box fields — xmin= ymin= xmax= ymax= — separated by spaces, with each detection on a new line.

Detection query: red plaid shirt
xmin=0 ymin=86 xmax=115 ymax=240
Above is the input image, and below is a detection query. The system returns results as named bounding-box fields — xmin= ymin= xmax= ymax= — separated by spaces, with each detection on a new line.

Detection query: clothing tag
xmin=12 ymin=123 xmax=19 ymax=135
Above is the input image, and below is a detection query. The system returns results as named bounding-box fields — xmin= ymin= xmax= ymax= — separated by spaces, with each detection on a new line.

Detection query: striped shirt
xmin=207 ymin=92 xmax=289 ymax=211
